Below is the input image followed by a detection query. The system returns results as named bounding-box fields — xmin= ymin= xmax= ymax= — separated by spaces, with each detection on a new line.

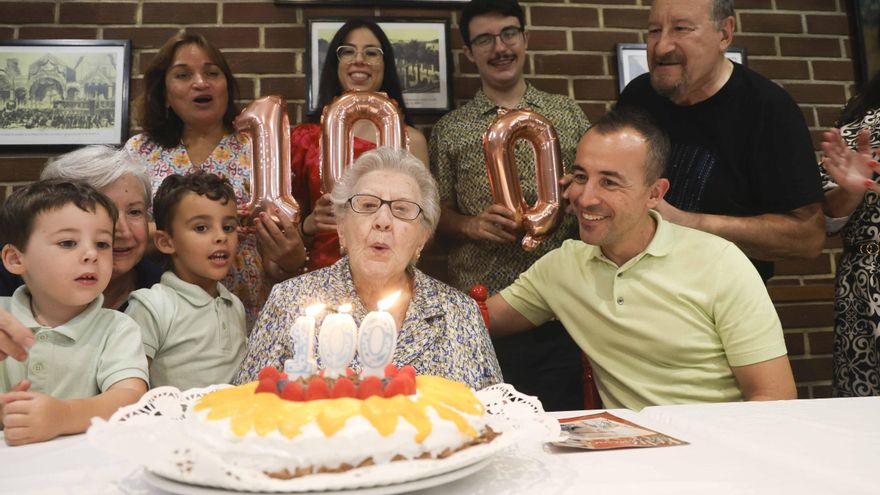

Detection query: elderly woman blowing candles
xmin=235 ymin=148 xmax=501 ymax=389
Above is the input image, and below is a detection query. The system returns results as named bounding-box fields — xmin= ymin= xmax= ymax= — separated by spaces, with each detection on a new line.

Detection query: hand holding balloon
xmin=559 ymin=172 xmax=575 ymax=215
xmin=464 ymin=204 xmax=520 ymax=243
xmin=254 ymin=207 xmax=305 ymax=276
xmin=302 ymin=194 xmax=337 ymax=236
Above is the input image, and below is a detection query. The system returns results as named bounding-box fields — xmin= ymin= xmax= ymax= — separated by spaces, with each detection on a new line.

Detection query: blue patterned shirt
xmin=234 ymin=257 xmax=502 ymax=390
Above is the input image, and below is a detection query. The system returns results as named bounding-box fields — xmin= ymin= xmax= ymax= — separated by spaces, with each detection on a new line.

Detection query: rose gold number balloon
xmin=319 ymin=90 xmax=408 ymax=194
xmin=483 ymin=109 xmax=564 ymax=252
xmin=234 ymin=95 xmax=300 ymax=228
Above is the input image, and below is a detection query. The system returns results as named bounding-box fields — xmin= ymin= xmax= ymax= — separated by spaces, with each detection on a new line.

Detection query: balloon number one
xmin=319 ymin=90 xmax=408 ymax=194
xmin=483 ymin=109 xmax=564 ymax=251
xmin=234 ymin=95 xmax=301 ymax=228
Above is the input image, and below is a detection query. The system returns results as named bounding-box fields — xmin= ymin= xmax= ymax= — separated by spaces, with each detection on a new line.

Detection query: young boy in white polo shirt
xmin=126 ymin=171 xmax=246 ymax=390
xmin=0 ymin=180 xmax=148 ymax=446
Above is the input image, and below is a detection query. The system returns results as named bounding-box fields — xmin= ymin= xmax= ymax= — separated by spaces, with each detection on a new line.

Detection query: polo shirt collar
xmin=581 ymin=209 xmax=673 ymax=264
xmin=9 ymin=285 xmax=104 ymax=342
xmin=642 ymin=209 xmax=674 ymax=257
xmin=475 ymin=83 xmax=546 ymax=116
xmin=159 ymin=271 xmax=234 ymax=307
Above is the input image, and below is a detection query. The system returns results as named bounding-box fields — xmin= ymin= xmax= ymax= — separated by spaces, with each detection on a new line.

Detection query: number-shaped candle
xmin=284 ymin=303 xmax=326 ymax=379
xmin=358 ymin=291 xmax=400 ymax=377
xmin=318 ymin=304 xmax=358 ymax=378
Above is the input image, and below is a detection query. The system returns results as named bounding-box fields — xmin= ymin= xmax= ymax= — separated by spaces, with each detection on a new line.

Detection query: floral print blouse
xmin=233 ymin=257 xmax=503 ymax=390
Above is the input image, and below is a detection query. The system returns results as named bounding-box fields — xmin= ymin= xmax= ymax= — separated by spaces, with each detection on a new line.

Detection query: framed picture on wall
xmin=307 ymin=19 xmax=452 ymax=115
xmin=0 ymin=39 xmax=131 ymax=146
xmin=851 ymin=0 xmax=880 ymax=85
xmin=615 ymin=43 xmax=747 ymax=93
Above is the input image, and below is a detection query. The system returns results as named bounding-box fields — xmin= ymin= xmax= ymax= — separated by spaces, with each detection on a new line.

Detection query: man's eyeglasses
xmin=336 ymin=45 xmax=384 ymax=65
xmin=347 ymin=194 xmax=423 ymax=221
xmin=469 ymin=26 xmax=524 ymax=50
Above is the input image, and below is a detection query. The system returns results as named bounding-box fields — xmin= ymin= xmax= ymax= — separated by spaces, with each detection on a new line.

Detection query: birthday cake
xmin=188 ymin=364 xmax=498 ymax=479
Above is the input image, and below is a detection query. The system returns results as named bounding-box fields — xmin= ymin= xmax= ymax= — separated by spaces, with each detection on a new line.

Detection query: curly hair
xmin=152 ymin=171 xmax=236 ymax=232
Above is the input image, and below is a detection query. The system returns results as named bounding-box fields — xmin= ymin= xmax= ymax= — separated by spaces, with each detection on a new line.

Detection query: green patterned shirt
xmin=429 ymin=84 xmax=590 ymax=294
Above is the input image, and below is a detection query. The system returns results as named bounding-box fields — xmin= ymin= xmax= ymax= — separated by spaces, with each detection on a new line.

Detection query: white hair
xmin=329 ymin=147 xmax=440 ymax=234
xmin=41 ymin=145 xmax=152 ymax=208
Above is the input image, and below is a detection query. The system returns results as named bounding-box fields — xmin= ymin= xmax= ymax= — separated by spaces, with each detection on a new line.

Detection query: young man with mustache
xmin=617 ymin=0 xmax=824 ymax=282
xmin=429 ymin=0 xmax=590 ymax=410
xmin=487 ymin=106 xmax=798 ymax=411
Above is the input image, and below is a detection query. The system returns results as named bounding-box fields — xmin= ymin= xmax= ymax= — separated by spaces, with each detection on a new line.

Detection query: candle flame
xmin=305 ymin=303 xmax=326 ymax=317
xmin=377 ymin=291 xmax=401 ymax=311
xmin=337 ymin=303 xmax=353 ymax=313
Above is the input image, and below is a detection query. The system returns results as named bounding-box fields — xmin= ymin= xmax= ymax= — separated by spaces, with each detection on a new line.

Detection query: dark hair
xmin=152 ymin=171 xmax=236 ymax=232
xmin=0 ymin=179 xmax=118 ymax=250
xmin=460 ymin=0 xmax=526 ymax=48
xmin=136 ymin=33 xmax=239 ymax=148
xmin=711 ymin=0 xmax=735 ymax=29
xmin=315 ymin=19 xmax=412 ymax=125
xmin=839 ymin=69 xmax=880 ymax=125
xmin=591 ymin=106 xmax=670 ymax=183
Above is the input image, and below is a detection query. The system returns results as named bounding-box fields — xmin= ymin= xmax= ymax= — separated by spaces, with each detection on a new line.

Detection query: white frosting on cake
xmin=185 ymin=376 xmax=492 ymax=476
xmin=186 ymin=400 xmax=487 ymax=473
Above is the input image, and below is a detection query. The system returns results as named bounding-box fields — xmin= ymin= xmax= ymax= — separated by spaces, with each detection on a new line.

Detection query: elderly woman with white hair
xmin=235 ymin=147 xmax=502 ymax=389
xmin=0 ymin=145 xmax=161 ymax=311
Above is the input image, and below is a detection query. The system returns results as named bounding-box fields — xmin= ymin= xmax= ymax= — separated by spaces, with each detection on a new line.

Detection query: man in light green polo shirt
xmin=487 ymin=106 xmax=797 ymax=411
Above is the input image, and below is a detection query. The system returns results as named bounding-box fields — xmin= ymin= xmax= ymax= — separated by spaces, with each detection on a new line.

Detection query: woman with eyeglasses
xmin=235 ymin=147 xmax=502 ymax=389
xmin=291 ymin=19 xmax=429 ymax=271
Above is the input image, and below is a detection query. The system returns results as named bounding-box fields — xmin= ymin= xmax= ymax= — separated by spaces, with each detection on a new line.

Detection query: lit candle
xmin=358 ymin=291 xmax=400 ymax=377
xmin=284 ymin=303 xmax=326 ymax=379
xmin=318 ymin=304 xmax=358 ymax=378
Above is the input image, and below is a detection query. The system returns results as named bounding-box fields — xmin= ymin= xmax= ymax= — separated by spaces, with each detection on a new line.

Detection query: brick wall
xmin=0 ymin=0 xmax=857 ymax=398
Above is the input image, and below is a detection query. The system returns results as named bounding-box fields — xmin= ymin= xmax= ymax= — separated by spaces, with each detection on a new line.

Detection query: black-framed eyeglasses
xmin=470 ymin=26 xmax=524 ymax=50
xmin=336 ymin=45 xmax=384 ymax=65
xmin=347 ymin=194 xmax=423 ymax=221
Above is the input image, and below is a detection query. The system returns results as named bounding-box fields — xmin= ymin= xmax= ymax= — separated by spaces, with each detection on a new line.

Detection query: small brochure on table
xmin=553 ymin=412 xmax=688 ymax=450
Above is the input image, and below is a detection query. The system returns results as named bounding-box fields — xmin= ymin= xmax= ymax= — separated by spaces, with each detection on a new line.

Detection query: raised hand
xmin=465 ymin=204 xmax=520 ymax=243
xmin=821 ymin=127 xmax=880 ymax=195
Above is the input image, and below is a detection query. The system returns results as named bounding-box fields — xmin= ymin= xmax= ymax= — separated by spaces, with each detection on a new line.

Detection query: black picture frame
xmin=615 ymin=43 xmax=747 ymax=93
xmin=306 ymin=18 xmax=453 ymax=115
xmin=851 ymin=0 xmax=880 ymax=85
xmin=0 ymin=39 xmax=131 ymax=147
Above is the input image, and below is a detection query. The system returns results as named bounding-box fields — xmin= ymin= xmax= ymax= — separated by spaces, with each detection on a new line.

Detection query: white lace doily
xmin=87 ymin=383 xmax=559 ymax=493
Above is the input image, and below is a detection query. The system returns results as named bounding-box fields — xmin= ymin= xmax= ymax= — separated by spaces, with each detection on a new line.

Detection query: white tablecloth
xmin=2 ymin=397 xmax=878 ymax=494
